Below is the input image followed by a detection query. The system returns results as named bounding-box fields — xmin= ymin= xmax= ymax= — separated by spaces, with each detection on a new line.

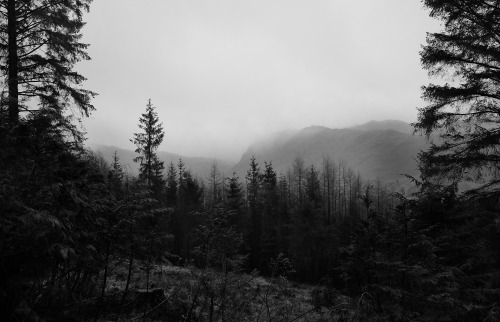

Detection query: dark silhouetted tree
xmin=165 ymin=161 xmax=177 ymax=207
xmin=131 ymin=99 xmax=165 ymax=199
xmin=245 ymin=156 xmax=262 ymax=269
xmin=108 ymin=150 xmax=124 ymax=197
xmin=261 ymin=161 xmax=279 ymax=271
xmin=0 ymin=0 xmax=95 ymax=125
xmin=305 ymin=164 xmax=321 ymax=206
xmin=415 ymin=0 xmax=500 ymax=196
xmin=291 ymin=155 xmax=305 ymax=205
xmin=206 ymin=160 xmax=223 ymax=207
xmin=225 ymin=172 xmax=245 ymax=216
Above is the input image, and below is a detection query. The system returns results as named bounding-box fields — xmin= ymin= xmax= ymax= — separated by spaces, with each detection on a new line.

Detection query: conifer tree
xmin=305 ymin=164 xmax=321 ymax=206
xmin=177 ymin=158 xmax=185 ymax=203
xmin=245 ymin=156 xmax=262 ymax=269
xmin=207 ymin=160 xmax=222 ymax=207
xmin=277 ymin=174 xmax=289 ymax=216
xmin=225 ymin=172 xmax=245 ymax=214
xmin=165 ymin=161 xmax=177 ymax=207
xmin=131 ymin=99 xmax=165 ymax=194
xmin=415 ymin=0 xmax=500 ymax=195
xmin=108 ymin=151 xmax=124 ymax=197
xmin=411 ymin=4 xmax=500 ymax=317
xmin=262 ymin=161 xmax=278 ymax=216
xmin=0 ymin=0 xmax=95 ymax=125
xmin=292 ymin=155 xmax=305 ymax=204
xmin=277 ymin=174 xmax=290 ymax=252
xmin=261 ymin=162 xmax=279 ymax=271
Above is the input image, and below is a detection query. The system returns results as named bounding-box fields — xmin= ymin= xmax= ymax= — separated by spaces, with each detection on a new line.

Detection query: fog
xmin=78 ymin=0 xmax=441 ymax=162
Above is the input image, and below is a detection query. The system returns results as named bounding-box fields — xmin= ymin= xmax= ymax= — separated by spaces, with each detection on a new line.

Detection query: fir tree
xmin=305 ymin=164 xmax=321 ymax=206
xmin=415 ymin=0 xmax=500 ymax=195
xmin=261 ymin=162 xmax=279 ymax=272
xmin=206 ymin=160 xmax=222 ymax=207
xmin=108 ymin=150 xmax=124 ymax=197
xmin=0 ymin=0 xmax=95 ymax=125
xmin=292 ymin=155 xmax=305 ymax=205
xmin=225 ymin=172 xmax=245 ymax=214
xmin=245 ymin=156 xmax=262 ymax=270
xmin=131 ymin=99 xmax=165 ymax=195
xmin=277 ymin=174 xmax=290 ymax=253
xmin=165 ymin=161 xmax=177 ymax=207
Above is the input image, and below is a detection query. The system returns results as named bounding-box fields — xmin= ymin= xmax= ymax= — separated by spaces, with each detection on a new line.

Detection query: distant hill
xmin=232 ymin=120 xmax=428 ymax=184
xmin=89 ymin=144 xmax=235 ymax=181
xmin=349 ymin=119 xmax=414 ymax=134
xmin=89 ymin=120 xmax=429 ymax=186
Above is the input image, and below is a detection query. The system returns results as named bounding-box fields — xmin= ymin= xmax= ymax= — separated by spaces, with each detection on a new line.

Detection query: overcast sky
xmin=78 ymin=0 xmax=441 ymax=162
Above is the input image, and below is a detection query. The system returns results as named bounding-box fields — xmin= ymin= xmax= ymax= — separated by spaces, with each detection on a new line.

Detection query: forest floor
xmin=75 ymin=259 xmax=357 ymax=321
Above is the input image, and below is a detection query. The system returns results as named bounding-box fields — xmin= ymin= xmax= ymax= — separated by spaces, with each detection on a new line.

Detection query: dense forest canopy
xmin=0 ymin=1 xmax=499 ymax=321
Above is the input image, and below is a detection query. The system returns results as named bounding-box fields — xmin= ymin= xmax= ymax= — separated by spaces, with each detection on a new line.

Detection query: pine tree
xmin=206 ymin=160 xmax=222 ymax=207
xmin=131 ymin=99 xmax=165 ymax=195
xmin=245 ymin=156 xmax=262 ymax=270
xmin=305 ymin=164 xmax=321 ymax=206
xmin=277 ymin=174 xmax=290 ymax=253
xmin=108 ymin=151 xmax=124 ymax=197
xmin=177 ymin=158 xmax=185 ymax=203
xmin=0 ymin=0 xmax=95 ymax=125
xmin=165 ymin=161 xmax=177 ymax=207
xmin=224 ymin=173 xmax=245 ymax=245
xmin=173 ymin=168 xmax=204 ymax=259
xmin=261 ymin=162 xmax=279 ymax=271
xmin=225 ymin=172 xmax=245 ymax=214
xmin=415 ymin=0 xmax=500 ymax=195
xmin=322 ymin=156 xmax=334 ymax=224
xmin=411 ymin=4 xmax=500 ymax=318
xmin=291 ymin=155 xmax=305 ymax=205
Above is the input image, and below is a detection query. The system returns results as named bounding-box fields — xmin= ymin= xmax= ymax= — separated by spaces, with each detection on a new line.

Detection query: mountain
xmin=89 ymin=120 xmax=428 ymax=186
xmin=89 ymin=144 xmax=235 ymax=180
xmin=350 ymin=119 xmax=414 ymax=134
xmin=233 ymin=120 xmax=428 ymax=184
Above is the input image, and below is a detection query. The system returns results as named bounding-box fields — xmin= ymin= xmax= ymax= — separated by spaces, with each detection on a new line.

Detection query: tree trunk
xmin=94 ymin=236 xmax=111 ymax=322
xmin=120 ymin=224 xmax=134 ymax=307
xmin=7 ymin=0 xmax=19 ymax=124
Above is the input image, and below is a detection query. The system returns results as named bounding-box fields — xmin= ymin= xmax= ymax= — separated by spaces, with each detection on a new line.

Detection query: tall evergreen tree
xmin=177 ymin=158 xmax=185 ymax=201
xmin=108 ymin=150 xmax=124 ymax=197
xmin=277 ymin=174 xmax=290 ymax=253
xmin=415 ymin=0 xmax=500 ymax=195
xmin=131 ymin=99 xmax=165 ymax=194
xmin=261 ymin=162 xmax=279 ymax=271
xmin=245 ymin=156 xmax=262 ymax=269
xmin=165 ymin=161 xmax=177 ymax=207
xmin=305 ymin=164 xmax=321 ymax=206
xmin=0 ymin=3 xmax=99 ymax=318
xmin=292 ymin=155 xmax=305 ymax=205
xmin=225 ymin=172 xmax=245 ymax=214
xmin=0 ymin=0 xmax=95 ymax=125
xmin=206 ymin=160 xmax=222 ymax=207
xmin=410 ymin=5 xmax=500 ymax=316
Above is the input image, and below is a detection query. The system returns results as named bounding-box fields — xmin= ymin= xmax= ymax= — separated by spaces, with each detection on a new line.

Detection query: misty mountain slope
xmin=233 ymin=121 xmax=428 ymax=183
xmin=89 ymin=144 xmax=235 ymax=180
xmin=350 ymin=119 xmax=414 ymax=134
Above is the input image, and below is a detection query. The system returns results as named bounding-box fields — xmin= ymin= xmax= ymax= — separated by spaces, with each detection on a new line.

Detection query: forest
xmin=1 ymin=0 xmax=500 ymax=321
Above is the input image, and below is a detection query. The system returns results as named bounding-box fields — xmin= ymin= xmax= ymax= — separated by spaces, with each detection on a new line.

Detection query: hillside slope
xmin=89 ymin=144 xmax=235 ymax=180
xmin=233 ymin=121 xmax=427 ymax=184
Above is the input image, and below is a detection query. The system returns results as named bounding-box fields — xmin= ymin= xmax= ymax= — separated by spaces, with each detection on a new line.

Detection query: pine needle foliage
xmin=415 ymin=0 xmax=500 ymax=194
xmin=0 ymin=0 xmax=95 ymax=124
xmin=131 ymin=99 xmax=165 ymax=197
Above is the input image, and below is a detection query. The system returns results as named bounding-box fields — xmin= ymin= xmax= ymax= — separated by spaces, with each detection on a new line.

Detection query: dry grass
xmin=93 ymin=259 xmax=357 ymax=321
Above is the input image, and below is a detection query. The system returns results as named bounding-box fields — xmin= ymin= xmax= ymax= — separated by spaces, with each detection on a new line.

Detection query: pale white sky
xmin=77 ymin=0 xmax=441 ymax=161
